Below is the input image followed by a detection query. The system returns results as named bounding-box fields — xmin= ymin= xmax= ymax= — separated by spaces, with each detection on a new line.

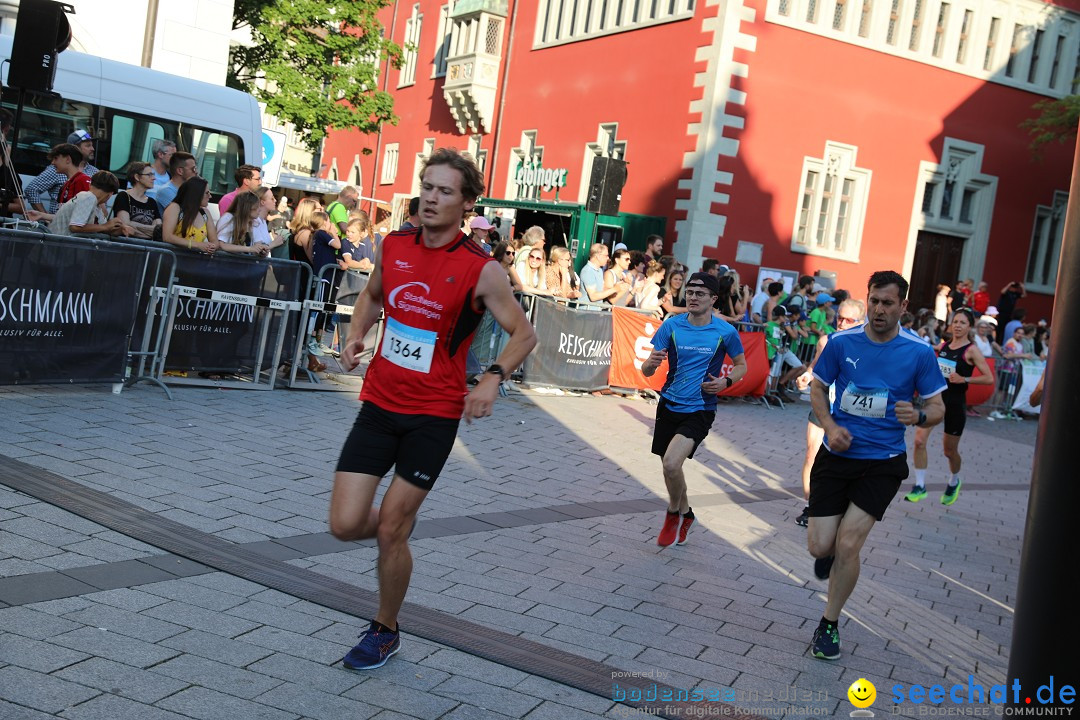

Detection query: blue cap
xmin=816 ymin=293 xmax=835 ymax=304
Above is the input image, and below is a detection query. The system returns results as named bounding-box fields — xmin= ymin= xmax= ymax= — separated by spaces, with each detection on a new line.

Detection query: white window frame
xmin=505 ymin=130 xmax=544 ymax=201
xmin=381 ymin=143 xmax=400 ymax=184
xmin=400 ymin=4 xmax=423 ymax=88
xmin=578 ymin=122 xmax=627 ymax=205
xmin=1024 ymin=191 xmax=1068 ymax=293
xmin=903 ymin=137 xmax=998 ymax=284
xmin=467 ymin=134 xmax=488 ymax=174
xmin=764 ymin=0 xmax=1080 ymax=99
xmin=790 ymin=141 xmax=871 ymax=263
xmin=433 ymin=3 xmax=454 ymax=78
xmin=412 ymin=138 xmax=436 ymax=195
xmin=534 ymin=0 xmax=696 ymax=48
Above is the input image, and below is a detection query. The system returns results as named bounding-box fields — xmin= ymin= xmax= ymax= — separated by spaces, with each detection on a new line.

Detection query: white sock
xmin=914 ymin=469 xmax=926 ymax=489
xmin=948 ymin=474 xmax=960 ymax=488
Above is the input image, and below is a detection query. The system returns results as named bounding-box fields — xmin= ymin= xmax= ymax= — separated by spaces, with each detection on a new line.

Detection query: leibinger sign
xmin=515 ymin=161 xmax=568 ymax=193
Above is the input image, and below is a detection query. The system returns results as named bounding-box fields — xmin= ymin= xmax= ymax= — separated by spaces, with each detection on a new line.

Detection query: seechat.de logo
xmin=891 ymin=676 xmax=1075 ymax=716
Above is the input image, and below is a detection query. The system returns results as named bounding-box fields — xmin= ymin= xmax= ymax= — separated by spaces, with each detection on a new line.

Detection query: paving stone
xmin=418 ymin=648 xmax=529 ymax=689
xmin=235 ymin=626 xmax=346 ymax=664
xmin=50 ymin=626 xmax=181 ymax=669
xmin=0 ymin=698 xmax=57 ymax=720
xmin=0 ymin=665 xmax=101 ymax=714
xmin=0 ymin=571 xmax=98 ymax=606
xmin=247 ymin=652 xmax=364 ymax=695
xmin=82 ymin=587 xmax=171 ymax=612
xmin=1 ymin=531 xmax=66 ymax=560
xmin=0 ymin=557 xmax=52 ymax=576
xmin=513 ymin=675 xmax=619 ymax=715
xmin=138 ymin=579 xmax=249 ymax=611
xmin=255 ymin=682 xmax=381 ymax=720
xmin=341 ymin=677 xmax=458 ymax=719
xmin=225 ymin=601 xmax=333 ymax=635
xmin=62 ymin=603 xmax=186 ymax=643
xmin=0 ymin=634 xmax=90 ymax=672
xmin=430 ymin=675 xmax=543 ymax=717
xmin=152 ymin=653 xmax=283 ymax=699
xmin=142 ymin=600 xmax=262 ymax=637
xmin=57 ymin=692 xmax=192 ymax=720
xmin=0 ymin=605 xmax=85 ymax=639
xmin=156 ymin=686 xmax=299 ymax=720
xmin=523 ymin=699 xmax=611 ymax=720
xmin=54 ymin=657 xmax=189 ymax=704
xmin=59 ymin=559 xmax=177 ymax=592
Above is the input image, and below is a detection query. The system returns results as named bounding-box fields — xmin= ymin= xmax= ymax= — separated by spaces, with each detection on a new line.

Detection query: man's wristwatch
xmin=486 ymin=364 xmax=507 ymax=381
xmin=724 ymin=377 xmax=733 ymax=389
xmin=916 ymin=410 xmax=927 ymax=427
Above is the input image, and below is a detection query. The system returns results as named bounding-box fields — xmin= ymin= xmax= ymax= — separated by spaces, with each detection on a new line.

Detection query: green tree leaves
xmin=229 ymin=0 xmax=403 ymax=152
xmin=1022 ymin=95 xmax=1080 ymax=158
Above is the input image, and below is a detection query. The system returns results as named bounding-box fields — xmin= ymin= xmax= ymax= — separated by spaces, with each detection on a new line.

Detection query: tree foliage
xmin=229 ymin=0 xmax=403 ymax=153
xmin=1022 ymin=95 xmax=1080 ymax=158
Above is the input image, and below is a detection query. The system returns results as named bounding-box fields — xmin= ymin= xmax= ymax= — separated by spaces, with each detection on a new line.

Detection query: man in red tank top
xmin=329 ymin=148 xmax=537 ymax=671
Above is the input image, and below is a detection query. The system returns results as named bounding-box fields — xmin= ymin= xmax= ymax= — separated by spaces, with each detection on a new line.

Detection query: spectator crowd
xmin=10 ymin=129 xmax=1050 ymax=407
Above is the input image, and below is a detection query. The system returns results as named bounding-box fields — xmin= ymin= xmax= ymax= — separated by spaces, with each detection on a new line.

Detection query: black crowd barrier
xmin=0 ymin=227 xmax=174 ymax=385
xmin=160 ymin=252 xmax=311 ymax=373
xmin=523 ymin=298 xmax=614 ymax=392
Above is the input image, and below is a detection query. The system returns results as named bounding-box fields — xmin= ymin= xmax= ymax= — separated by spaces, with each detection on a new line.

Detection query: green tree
xmin=1023 ymin=95 xmax=1080 ymax=157
xmin=230 ymin=0 xmax=404 ymax=153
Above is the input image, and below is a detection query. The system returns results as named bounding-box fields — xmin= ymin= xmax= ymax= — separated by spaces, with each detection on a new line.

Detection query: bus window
xmin=106 ymin=110 xmax=242 ymax=197
xmin=1 ymin=89 xmax=95 ymax=177
xmin=186 ymin=127 xmax=241 ymax=197
xmin=108 ymin=113 xmax=171 ymax=179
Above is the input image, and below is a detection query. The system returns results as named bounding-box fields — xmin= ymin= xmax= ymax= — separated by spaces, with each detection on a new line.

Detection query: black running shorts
xmin=651 ymin=397 xmax=715 ymax=459
xmin=942 ymin=392 xmax=967 ymax=437
xmin=336 ymin=401 xmax=460 ymax=491
xmin=808 ymin=446 xmax=909 ymax=521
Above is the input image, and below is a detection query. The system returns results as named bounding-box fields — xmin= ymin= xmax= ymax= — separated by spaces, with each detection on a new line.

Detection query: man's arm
xmin=340 ymin=243 xmax=385 ymax=371
xmin=810 ymin=378 xmax=852 ymax=452
xmin=463 ymin=262 xmax=538 ymax=422
xmin=23 ymin=168 xmax=58 ymax=211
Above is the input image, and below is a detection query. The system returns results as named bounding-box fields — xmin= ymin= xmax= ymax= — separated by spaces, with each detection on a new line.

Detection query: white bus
xmin=0 ymin=34 xmax=261 ymax=199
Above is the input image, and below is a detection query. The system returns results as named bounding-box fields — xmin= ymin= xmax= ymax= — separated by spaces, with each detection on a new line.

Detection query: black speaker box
xmin=586 ymin=156 xmax=628 ymax=215
xmin=8 ymin=0 xmax=72 ymax=93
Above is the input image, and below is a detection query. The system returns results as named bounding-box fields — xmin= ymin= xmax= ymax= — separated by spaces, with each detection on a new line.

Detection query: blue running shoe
xmin=811 ymin=623 xmax=840 ymax=660
xmin=342 ymin=623 xmax=400 ymax=671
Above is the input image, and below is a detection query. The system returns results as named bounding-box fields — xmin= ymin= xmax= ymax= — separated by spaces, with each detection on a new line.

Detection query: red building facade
xmin=321 ymin=0 xmax=1080 ymax=318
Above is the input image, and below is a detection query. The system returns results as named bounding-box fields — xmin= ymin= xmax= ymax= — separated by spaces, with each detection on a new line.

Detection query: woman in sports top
xmin=904 ymin=308 xmax=992 ymax=506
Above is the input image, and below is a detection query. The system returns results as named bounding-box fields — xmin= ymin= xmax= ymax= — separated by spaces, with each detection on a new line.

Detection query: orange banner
xmin=609 ymin=308 xmax=768 ymax=397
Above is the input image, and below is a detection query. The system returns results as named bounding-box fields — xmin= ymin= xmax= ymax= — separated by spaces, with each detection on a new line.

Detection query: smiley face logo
xmin=848 ymin=678 xmax=877 ymax=709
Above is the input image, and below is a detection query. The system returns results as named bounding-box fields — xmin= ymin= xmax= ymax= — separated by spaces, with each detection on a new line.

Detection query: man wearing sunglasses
xmin=642 ymin=272 xmax=747 ymax=547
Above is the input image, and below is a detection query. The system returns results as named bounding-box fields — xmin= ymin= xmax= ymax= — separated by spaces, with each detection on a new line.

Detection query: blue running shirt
xmin=650 ymin=314 xmax=744 ymax=412
xmin=813 ymin=325 xmax=947 ymax=459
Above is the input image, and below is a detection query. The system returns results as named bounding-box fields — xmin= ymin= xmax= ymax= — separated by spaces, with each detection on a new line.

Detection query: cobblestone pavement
xmin=0 ymin=382 xmax=1036 ymax=719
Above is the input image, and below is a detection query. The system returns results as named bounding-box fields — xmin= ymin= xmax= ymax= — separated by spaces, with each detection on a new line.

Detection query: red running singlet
xmin=360 ymin=228 xmax=495 ymax=419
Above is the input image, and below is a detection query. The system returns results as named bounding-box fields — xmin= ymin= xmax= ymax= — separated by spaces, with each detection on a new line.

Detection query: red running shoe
xmin=676 ymin=512 xmax=695 ymax=545
xmin=658 ymin=511 xmax=680 ymax=547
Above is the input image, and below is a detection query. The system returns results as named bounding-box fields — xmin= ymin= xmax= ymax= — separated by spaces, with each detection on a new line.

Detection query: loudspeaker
xmin=586 ymin=156 xmax=628 ymax=215
xmin=8 ymin=0 xmax=72 ymax=93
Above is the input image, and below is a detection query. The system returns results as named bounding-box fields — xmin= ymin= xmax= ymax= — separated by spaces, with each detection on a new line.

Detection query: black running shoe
xmin=814 ymin=555 xmax=834 ymax=580
xmin=795 ymin=506 xmax=809 ymax=527
xmin=811 ymin=623 xmax=840 ymax=660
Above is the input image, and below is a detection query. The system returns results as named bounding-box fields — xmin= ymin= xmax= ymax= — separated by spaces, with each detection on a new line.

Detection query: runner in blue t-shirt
xmin=806 ymin=270 xmax=946 ymax=661
xmin=642 ymin=272 xmax=746 ymax=548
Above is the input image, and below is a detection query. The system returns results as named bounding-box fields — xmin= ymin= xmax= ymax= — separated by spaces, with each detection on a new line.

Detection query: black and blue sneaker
xmin=342 ymin=622 xmax=401 ymax=671
xmin=811 ymin=623 xmax=841 ymax=660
